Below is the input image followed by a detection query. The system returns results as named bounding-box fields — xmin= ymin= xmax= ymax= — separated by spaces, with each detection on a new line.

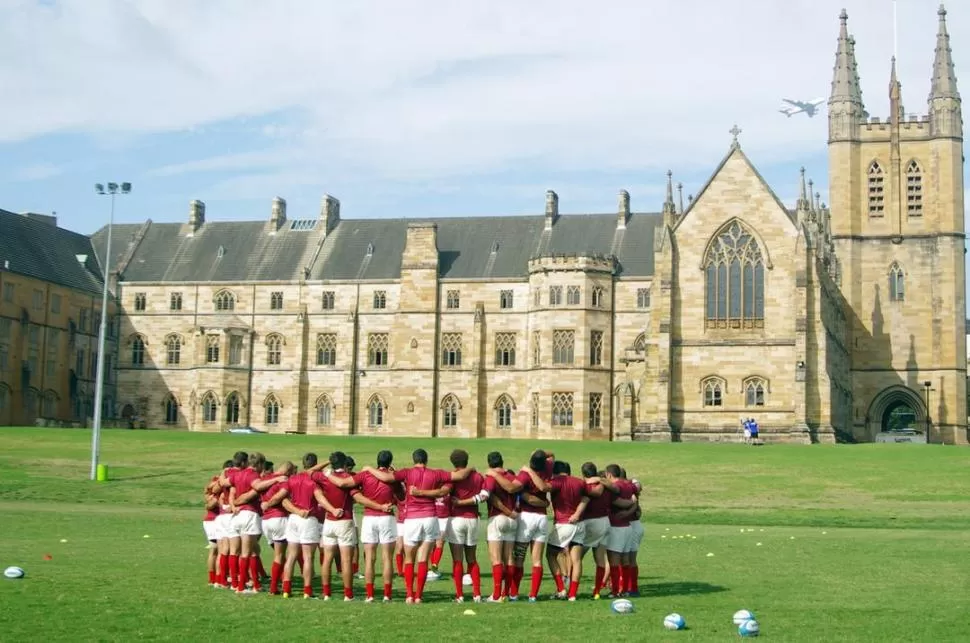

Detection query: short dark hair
xmin=529 ymin=451 xmax=548 ymax=472
xmin=232 ymin=451 xmax=248 ymax=468
xmin=619 ymin=466 xmax=627 ymax=479
xmin=302 ymin=452 xmax=318 ymax=469
xmin=580 ymin=462 xmax=597 ymax=478
xmin=487 ymin=451 xmax=504 ymax=469
xmin=222 ymin=459 xmax=234 ymax=469
xmin=376 ymin=450 xmax=393 ymax=468
xmin=605 ymin=464 xmax=622 ymax=478
xmin=450 ymin=449 xmax=469 ymax=469
xmin=263 ymin=461 xmax=274 ymax=473
xmin=345 ymin=456 xmax=356 ymax=470
xmin=330 ymin=451 xmax=348 ymax=469
xmin=412 ymin=448 xmax=428 ymax=465
xmin=552 ymin=461 xmax=570 ymax=475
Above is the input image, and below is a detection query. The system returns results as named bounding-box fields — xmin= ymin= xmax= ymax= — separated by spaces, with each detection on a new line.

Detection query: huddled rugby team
xmin=203 ymin=447 xmax=644 ymax=603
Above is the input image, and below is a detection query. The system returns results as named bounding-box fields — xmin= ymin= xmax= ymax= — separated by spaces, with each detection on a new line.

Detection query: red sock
xmin=593 ymin=566 xmax=606 ymax=595
xmin=395 ymin=552 xmax=404 ymax=576
xmin=629 ymin=565 xmax=639 ymax=592
xmin=492 ymin=563 xmax=504 ymax=599
xmin=273 ymin=562 xmax=284 ymax=594
xmin=512 ymin=566 xmax=524 ymax=596
xmin=352 ymin=559 xmax=359 ymax=575
xmin=323 ymin=583 xmax=332 ymax=598
xmin=416 ymin=562 xmax=429 ymax=599
xmin=303 ymin=584 xmax=313 ymax=597
xmin=503 ymin=565 xmax=515 ymax=597
xmin=469 ymin=562 xmax=482 ymax=597
xmin=404 ymin=563 xmax=414 ymax=598
xmin=452 ymin=561 xmax=464 ymax=598
xmin=568 ymin=579 xmax=580 ymax=599
xmin=208 ymin=570 xmax=216 ymax=584
xmin=344 ymin=585 xmax=353 ymax=599
xmin=366 ymin=582 xmax=374 ymax=599
xmin=238 ymin=555 xmax=250 ymax=591
xmin=553 ymin=573 xmax=565 ymax=592
xmin=218 ymin=554 xmax=228 ymax=585
xmin=609 ymin=566 xmax=621 ymax=595
xmin=249 ymin=556 xmax=261 ymax=591
xmin=283 ymin=579 xmax=292 ymax=595
xmin=529 ymin=565 xmax=543 ymax=598
xmin=228 ymin=555 xmax=239 ymax=588
xmin=431 ymin=546 xmax=443 ymax=567
xmin=256 ymin=557 xmax=267 ymax=578
xmin=383 ymin=582 xmax=392 ymax=599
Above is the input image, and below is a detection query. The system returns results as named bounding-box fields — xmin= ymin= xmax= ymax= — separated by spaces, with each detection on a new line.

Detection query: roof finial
xmin=889 ymin=56 xmax=903 ymax=122
xmin=677 ymin=182 xmax=684 ymax=214
xmin=798 ymin=167 xmax=809 ymax=210
xmin=808 ymin=179 xmax=815 ymax=210
xmin=729 ymin=124 xmax=742 ymax=147
xmin=663 ymin=170 xmax=677 ymax=220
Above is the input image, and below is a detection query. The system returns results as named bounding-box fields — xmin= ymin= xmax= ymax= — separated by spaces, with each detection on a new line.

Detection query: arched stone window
xmin=889 ymin=263 xmax=905 ymax=302
xmin=905 ymin=160 xmax=922 ymax=217
xmin=214 ymin=290 xmax=235 ymax=311
xmin=743 ymin=377 xmax=768 ymax=407
xmin=131 ymin=334 xmax=146 ymax=365
xmin=440 ymin=394 xmax=460 ymax=428
xmin=264 ymin=394 xmax=280 ymax=425
xmin=701 ymin=376 xmax=725 ymax=407
xmin=867 ymin=160 xmax=885 ymax=216
xmin=315 ymin=394 xmax=334 ymax=427
xmin=163 ymin=394 xmax=179 ymax=423
xmin=225 ymin=392 xmax=240 ymax=424
xmin=495 ymin=394 xmax=515 ymax=429
xmin=704 ymin=221 xmax=765 ymax=329
xmin=165 ymin=334 xmax=181 ymax=366
xmin=266 ymin=333 xmax=283 ymax=366
xmin=201 ymin=392 xmax=218 ymax=423
xmin=367 ymin=395 xmax=386 ymax=428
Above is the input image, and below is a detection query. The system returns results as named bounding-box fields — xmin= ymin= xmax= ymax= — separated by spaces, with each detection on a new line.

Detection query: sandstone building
xmin=0 ymin=209 xmax=120 ymax=426
xmin=9 ymin=7 xmax=963 ymax=443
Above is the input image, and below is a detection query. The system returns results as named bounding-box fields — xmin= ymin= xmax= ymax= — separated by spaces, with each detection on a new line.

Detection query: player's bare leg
xmin=464 ymin=545 xmax=481 ymax=602
xmin=545 ymin=545 xmax=566 ymax=598
xmin=338 ymin=545 xmax=355 ymax=600
xmin=566 ymin=543 xmax=584 ymax=601
xmin=363 ymin=543 xmax=378 ymax=601
xmin=228 ymin=535 xmax=242 ymax=590
xmin=403 ymin=544 xmax=418 ymax=602
xmin=526 ymin=539 xmax=546 ymax=601
xmin=486 ymin=540 xmax=505 ymax=601
xmin=301 ymin=543 xmax=318 ymax=598
xmin=379 ymin=542 xmax=394 ymax=602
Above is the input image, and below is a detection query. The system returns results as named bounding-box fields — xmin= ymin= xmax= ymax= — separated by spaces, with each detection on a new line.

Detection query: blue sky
xmin=0 ymin=0 xmax=965 ymax=253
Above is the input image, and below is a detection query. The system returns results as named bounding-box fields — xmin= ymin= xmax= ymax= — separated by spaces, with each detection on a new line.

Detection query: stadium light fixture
xmin=90 ymin=181 xmax=132 ymax=481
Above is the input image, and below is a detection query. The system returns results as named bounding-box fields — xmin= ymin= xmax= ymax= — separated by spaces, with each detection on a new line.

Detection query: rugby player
xmin=350 ymin=450 xmax=398 ymax=602
xmin=259 ymin=461 xmax=295 ymax=594
xmin=545 ymin=461 xmax=589 ymax=601
xmin=481 ymin=451 xmax=518 ymax=602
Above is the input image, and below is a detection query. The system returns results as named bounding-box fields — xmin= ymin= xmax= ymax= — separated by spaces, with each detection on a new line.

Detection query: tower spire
xmin=797 ymin=167 xmax=809 ymax=211
xmin=828 ymin=9 xmax=865 ymax=141
xmin=889 ymin=56 xmax=904 ymax=123
xmin=928 ymin=5 xmax=962 ymax=137
xmin=662 ymin=170 xmax=676 ymax=228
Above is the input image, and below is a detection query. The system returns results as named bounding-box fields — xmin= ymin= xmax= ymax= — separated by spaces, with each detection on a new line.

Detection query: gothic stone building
xmin=91 ymin=7 xmax=967 ymax=444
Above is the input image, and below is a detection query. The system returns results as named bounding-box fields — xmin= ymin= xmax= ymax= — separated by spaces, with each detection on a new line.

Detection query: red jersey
xmin=394 ymin=467 xmax=452 ymax=519
xmin=394 ymin=484 xmax=406 ymax=523
xmin=434 ymin=495 xmax=451 ymax=519
xmin=352 ymin=469 xmax=397 ymax=518
xmin=450 ymin=471 xmax=485 ymax=519
xmin=583 ymin=482 xmax=613 ymax=519
xmin=484 ymin=470 xmax=516 ymax=518
xmin=228 ymin=467 xmax=262 ymax=514
xmin=261 ymin=476 xmax=288 ymax=520
xmin=319 ymin=470 xmax=355 ymax=521
xmin=514 ymin=460 xmax=553 ymax=515
xmin=608 ymin=479 xmax=638 ymax=527
xmin=549 ymin=475 xmax=587 ymax=524
xmin=285 ymin=471 xmax=322 ymax=519
xmin=204 ymin=476 xmax=219 ymax=521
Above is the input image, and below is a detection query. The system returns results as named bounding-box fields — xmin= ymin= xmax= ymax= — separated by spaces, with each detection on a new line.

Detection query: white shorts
xmin=437 ymin=517 xmax=450 ymax=537
xmin=285 ymin=514 xmax=322 ymax=545
xmin=579 ymin=516 xmax=610 ymax=549
xmin=229 ymin=510 xmax=262 ymax=537
xmin=515 ymin=512 xmax=549 ymax=543
xmin=360 ymin=515 xmax=397 ymax=545
xmin=605 ymin=525 xmax=633 ymax=553
xmin=486 ymin=514 xmax=518 ymax=543
xmin=547 ymin=522 xmax=586 ymax=549
xmin=403 ymin=516 xmax=440 ymax=545
xmin=213 ymin=513 xmax=233 ymax=540
xmin=445 ymin=517 xmax=480 ymax=547
xmin=203 ymin=520 xmax=219 ymax=542
xmin=322 ymin=519 xmax=358 ymax=547
xmin=262 ymin=516 xmax=287 ymax=543
xmin=629 ymin=520 xmax=644 ymax=549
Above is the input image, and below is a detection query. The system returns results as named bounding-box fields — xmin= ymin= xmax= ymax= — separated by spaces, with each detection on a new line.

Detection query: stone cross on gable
xmin=729 ymin=124 xmax=742 ymax=145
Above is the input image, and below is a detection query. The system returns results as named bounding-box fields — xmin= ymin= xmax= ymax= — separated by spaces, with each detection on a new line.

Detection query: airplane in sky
xmin=778 ymin=98 xmax=826 ymax=118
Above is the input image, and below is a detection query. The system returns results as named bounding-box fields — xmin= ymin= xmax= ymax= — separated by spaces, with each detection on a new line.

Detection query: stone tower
xmin=829 ymin=6 xmax=967 ymax=444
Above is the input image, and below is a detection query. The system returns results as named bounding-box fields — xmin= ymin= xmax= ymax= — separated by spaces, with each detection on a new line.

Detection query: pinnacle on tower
xmin=889 ymin=57 xmax=903 ymax=123
xmin=828 ymin=9 xmax=866 ymax=141
xmin=928 ymin=5 xmax=962 ymax=137
xmin=662 ymin=170 xmax=676 ymax=216
xmin=797 ymin=167 xmax=809 ymax=211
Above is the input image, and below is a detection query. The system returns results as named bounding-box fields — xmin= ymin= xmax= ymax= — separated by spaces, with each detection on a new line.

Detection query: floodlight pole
xmin=90 ymin=182 xmax=131 ymax=481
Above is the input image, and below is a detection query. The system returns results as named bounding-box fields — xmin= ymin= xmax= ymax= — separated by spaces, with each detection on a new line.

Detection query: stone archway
xmin=865 ymin=385 xmax=927 ymax=441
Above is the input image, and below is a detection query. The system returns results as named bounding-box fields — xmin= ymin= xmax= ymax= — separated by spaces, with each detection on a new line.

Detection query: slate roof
xmin=0 ymin=208 xmax=105 ymax=295
xmin=92 ymin=212 xmax=663 ymax=283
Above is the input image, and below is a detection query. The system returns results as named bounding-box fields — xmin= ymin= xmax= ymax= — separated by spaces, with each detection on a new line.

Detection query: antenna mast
xmin=893 ymin=0 xmax=898 ymax=63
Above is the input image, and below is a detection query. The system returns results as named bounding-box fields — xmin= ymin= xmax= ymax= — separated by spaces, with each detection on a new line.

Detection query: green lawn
xmin=0 ymin=427 xmax=967 ymax=642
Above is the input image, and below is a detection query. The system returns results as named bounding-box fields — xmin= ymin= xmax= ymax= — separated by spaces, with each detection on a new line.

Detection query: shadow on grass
xmin=109 ymin=468 xmax=212 ymax=482
xmin=638 ymin=581 xmax=727 ymax=597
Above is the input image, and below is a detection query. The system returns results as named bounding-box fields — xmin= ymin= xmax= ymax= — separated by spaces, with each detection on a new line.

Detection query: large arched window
xmin=315 ymin=394 xmax=334 ymax=427
xmin=225 ymin=392 xmax=240 ymax=424
xmin=165 ymin=335 xmax=181 ymax=366
xmin=264 ymin=394 xmax=280 ymax=425
xmin=163 ymin=394 xmax=179 ymax=424
xmin=367 ymin=395 xmax=386 ymax=428
xmin=743 ymin=377 xmax=767 ymax=407
xmin=441 ymin=394 xmax=460 ymax=428
xmin=867 ymin=161 xmax=885 ymax=216
xmin=704 ymin=221 xmax=765 ymax=329
xmin=495 ymin=394 xmax=515 ymax=429
xmin=266 ymin=334 xmax=283 ymax=366
xmin=131 ymin=335 xmax=146 ymax=365
xmin=201 ymin=392 xmax=218 ymax=423
xmin=905 ymin=160 xmax=922 ymax=217
xmin=889 ymin=263 xmax=905 ymax=302
xmin=214 ymin=290 xmax=235 ymax=311
xmin=701 ymin=377 xmax=725 ymax=407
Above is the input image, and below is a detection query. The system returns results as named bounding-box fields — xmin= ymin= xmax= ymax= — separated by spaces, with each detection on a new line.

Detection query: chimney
xmin=269 ymin=196 xmax=287 ymax=232
xmin=544 ymin=190 xmax=559 ymax=231
xmin=617 ymin=190 xmax=630 ymax=229
xmin=188 ymin=200 xmax=205 ymax=232
xmin=321 ymin=194 xmax=341 ymax=234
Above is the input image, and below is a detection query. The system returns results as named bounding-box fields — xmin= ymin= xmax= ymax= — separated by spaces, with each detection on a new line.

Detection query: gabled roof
xmin=93 ymin=211 xmax=664 ymax=283
xmin=0 ymin=208 xmax=105 ymax=295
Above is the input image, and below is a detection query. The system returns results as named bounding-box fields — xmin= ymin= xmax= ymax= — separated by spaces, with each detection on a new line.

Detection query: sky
xmin=0 ymin=1 xmax=966 ymax=253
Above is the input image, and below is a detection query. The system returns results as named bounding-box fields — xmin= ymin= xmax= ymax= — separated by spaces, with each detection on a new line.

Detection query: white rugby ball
xmin=462 ymin=573 xmax=472 ymax=586
xmin=733 ymin=609 xmax=755 ymax=625
xmin=738 ymin=619 xmax=760 ymax=637
xmin=610 ymin=598 xmax=634 ymax=614
xmin=663 ymin=613 xmax=686 ymax=630
xmin=3 ymin=566 xmax=25 ymax=579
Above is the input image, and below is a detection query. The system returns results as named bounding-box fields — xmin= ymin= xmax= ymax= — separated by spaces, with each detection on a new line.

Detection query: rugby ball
xmin=738 ymin=619 xmax=760 ymax=637
xmin=3 ymin=566 xmax=25 ymax=579
xmin=462 ymin=573 xmax=472 ymax=586
xmin=610 ymin=598 xmax=634 ymax=614
xmin=663 ymin=613 xmax=686 ymax=630
xmin=733 ymin=609 xmax=755 ymax=625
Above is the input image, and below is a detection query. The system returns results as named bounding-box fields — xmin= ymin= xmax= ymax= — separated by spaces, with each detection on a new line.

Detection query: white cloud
xmin=9 ymin=162 xmax=62 ymax=182
xmin=0 ymin=0 xmax=966 ymax=182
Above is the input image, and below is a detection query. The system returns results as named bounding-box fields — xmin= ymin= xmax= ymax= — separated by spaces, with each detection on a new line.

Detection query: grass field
xmin=0 ymin=427 xmax=967 ymax=642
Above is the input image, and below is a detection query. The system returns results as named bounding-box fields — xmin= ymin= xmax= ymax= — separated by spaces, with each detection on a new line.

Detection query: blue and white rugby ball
xmin=738 ymin=619 xmax=760 ymax=637
xmin=733 ymin=609 xmax=755 ymax=625
xmin=610 ymin=598 xmax=634 ymax=614
xmin=3 ymin=566 xmax=25 ymax=579
xmin=663 ymin=613 xmax=686 ymax=630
